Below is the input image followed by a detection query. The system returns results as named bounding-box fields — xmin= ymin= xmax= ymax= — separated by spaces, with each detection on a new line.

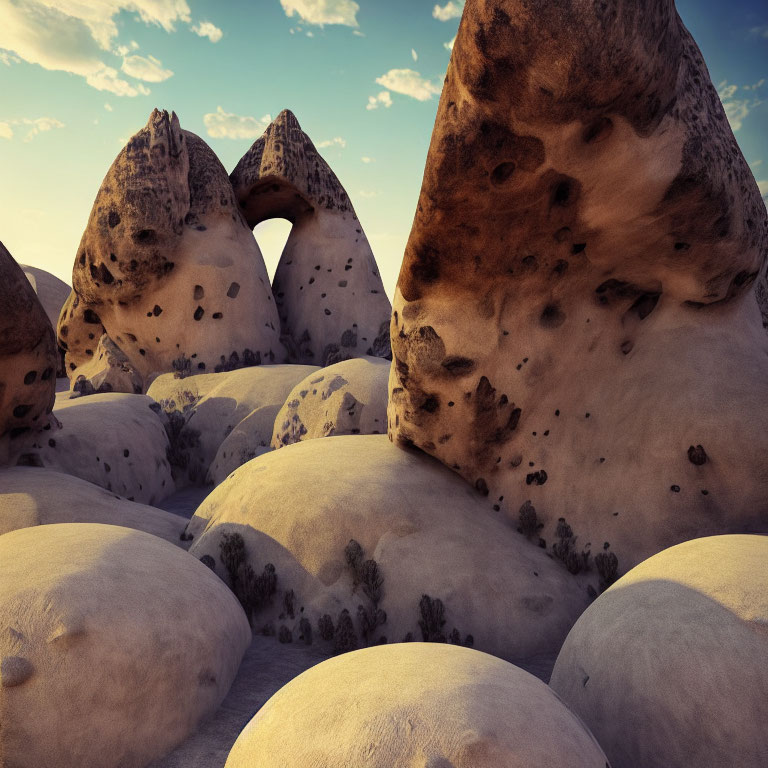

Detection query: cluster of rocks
xmin=1 ymin=0 xmax=767 ymax=766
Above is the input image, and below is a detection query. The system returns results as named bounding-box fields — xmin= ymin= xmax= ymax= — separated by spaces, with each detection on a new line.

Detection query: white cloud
xmin=280 ymin=0 xmax=359 ymax=27
xmin=191 ymin=20 xmax=223 ymax=43
xmin=0 ymin=50 xmax=20 ymax=65
xmin=366 ymin=91 xmax=392 ymax=110
xmin=375 ymin=68 xmax=441 ymax=101
xmin=317 ymin=136 xmax=346 ymax=149
xmin=115 ymin=40 xmax=140 ymax=56
xmin=432 ymin=1 xmax=463 ymax=22
xmin=758 ymin=180 xmax=768 ymax=211
xmin=104 ymin=102 xmax=113 ymax=111
xmin=121 ymin=53 xmax=173 ymax=82
xmin=743 ymin=78 xmax=766 ymax=91
xmin=411 ymin=48 xmax=418 ymax=61
xmin=203 ymin=106 xmax=272 ymax=140
xmin=0 ymin=116 xmax=65 ymax=141
xmin=361 ymin=156 xmax=375 ymax=163
xmin=748 ymin=26 xmax=768 ymax=39
xmin=717 ymin=80 xmax=763 ymax=131
xmin=444 ymin=35 xmax=456 ymax=51
xmin=358 ymin=189 xmax=377 ymax=198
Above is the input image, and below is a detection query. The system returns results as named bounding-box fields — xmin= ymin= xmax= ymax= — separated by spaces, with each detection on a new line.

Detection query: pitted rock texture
xmin=0 ymin=466 xmax=185 ymax=544
xmin=58 ymin=109 xmax=285 ymax=388
xmin=58 ymin=289 xmax=107 ymax=376
xmin=224 ymin=643 xmax=608 ymax=767
xmin=551 ymin=535 xmax=768 ymax=768
xmin=388 ymin=0 xmax=768 ymax=572
xmin=28 ymin=392 xmax=174 ymax=505
xmin=148 ymin=364 xmax=317 ymax=487
xmin=188 ymin=435 xmax=591 ymax=666
xmin=271 ymin=356 xmax=389 ymax=449
xmin=0 ymin=523 xmax=250 ymax=768
xmin=0 ymin=242 xmax=58 ymax=466
xmin=69 ymin=333 xmax=143 ymax=397
xmin=230 ymin=109 xmax=391 ymax=366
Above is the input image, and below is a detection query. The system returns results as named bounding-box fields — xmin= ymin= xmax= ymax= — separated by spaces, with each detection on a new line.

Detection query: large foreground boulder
xmin=0 ymin=466 xmax=185 ymax=544
xmin=550 ymin=534 xmax=768 ymax=768
xmin=225 ymin=643 xmax=608 ymax=767
xmin=147 ymin=364 xmax=317 ymax=486
xmin=0 ymin=242 xmax=58 ymax=466
xmin=29 ymin=392 xmax=174 ymax=505
xmin=0 ymin=523 xmax=251 ymax=768
xmin=231 ymin=110 xmax=391 ymax=366
xmin=387 ymin=0 xmax=768 ymax=571
xmin=188 ymin=435 xmax=590 ymax=666
xmin=58 ymin=109 xmax=285 ymax=390
xmin=270 ymin=356 xmax=389 ymax=449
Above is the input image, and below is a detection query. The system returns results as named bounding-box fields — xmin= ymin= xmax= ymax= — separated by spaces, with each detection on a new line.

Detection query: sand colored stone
xmin=188 ymin=435 xmax=590 ymax=665
xmin=148 ymin=364 xmax=316 ymax=486
xmin=68 ymin=333 xmax=143 ymax=396
xmin=550 ymin=534 xmax=768 ymax=768
xmin=271 ymin=356 xmax=388 ymax=449
xmin=28 ymin=392 xmax=174 ymax=505
xmin=230 ymin=110 xmax=391 ymax=366
xmin=0 ymin=242 xmax=58 ymax=466
xmin=0 ymin=523 xmax=251 ymax=768
xmin=387 ymin=0 xmax=768 ymax=572
xmin=225 ymin=643 xmax=608 ymax=767
xmin=58 ymin=109 xmax=285 ymax=390
xmin=0 ymin=466 xmax=185 ymax=544
xmin=21 ymin=265 xmax=70 ymax=331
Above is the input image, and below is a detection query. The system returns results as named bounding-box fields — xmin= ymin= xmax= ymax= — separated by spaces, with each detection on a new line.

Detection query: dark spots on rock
xmin=83 ymin=309 xmax=101 ymax=325
xmin=475 ymin=478 xmax=489 ymax=496
xmin=526 ymin=470 xmax=548 ymax=486
xmin=152 ymin=305 xmax=163 ymax=316
xmin=571 ymin=243 xmax=586 ymax=254
xmin=490 ymin=161 xmax=516 ymax=185
xmin=688 ymin=444 xmax=708 ymax=465
xmin=553 ymin=259 xmax=569 ymax=275
xmin=324 ymin=308 xmax=331 ymax=316
xmin=69 ymin=363 xmax=76 ymax=371
xmin=198 ymin=362 xmax=206 ymax=370
xmin=701 ymin=489 xmax=709 ymax=496
xmin=544 ymin=430 xmax=550 ymax=436
xmin=321 ymin=293 xmax=327 ymax=298
xmin=585 ymin=412 xmax=591 ymax=418
xmin=540 ymin=303 xmax=566 ymax=329
xmin=409 ymin=243 xmax=440 ymax=286
xmin=88 ymin=333 xmax=95 ymax=340
xmin=555 ymin=409 xmax=560 ymax=417
xmin=129 ymin=259 xmax=138 ymax=271
xmin=554 ymin=227 xmax=571 ymax=242
xmin=627 ymin=291 xmax=661 ymax=320
xmin=9 ymin=426 xmax=30 ymax=439
xmin=344 ymin=264 xmax=353 ymax=271
xmin=48 ymin=438 xmax=56 ymax=448
xmin=447 ymin=401 xmax=455 ymax=408
xmin=420 ymin=395 xmax=440 ymax=413
xmin=41 ymin=368 xmax=53 ymax=381
xmin=671 ymin=484 xmax=680 ymax=492
xmin=583 ymin=117 xmax=613 ymax=144
xmin=104 ymin=462 xmax=111 ymax=473
xmin=599 ymin=457 xmax=605 ymax=463
xmin=85 ymin=349 xmax=93 ymax=357
xmin=212 ymin=312 xmax=223 ymax=320
xmin=123 ymin=449 xmax=130 ymax=457
xmin=532 ymin=431 xmax=537 ymax=436
xmin=79 ymin=252 xmax=86 ymax=267
xmin=338 ymin=280 xmax=348 ymax=287
xmin=23 ymin=371 xmax=36 ymax=385
xmin=60 ymin=325 xmax=69 ymax=338
xmin=162 ymin=261 xmax=175 ymax=274
xmin=127 ymin=333 xmax=137 ymax=343
xmin=521 ymin=254 xmax=537 ymax=271
xmin=13 ymin=404 xmax=32 ymax=418
xmin=674 ymin=241 xmax=690 ymax=251
xmin=155 ymin=337 xmax=160 ymax=343
xmin=139 ymin=349 xmax=146 ymax=356
xmin=227 ymin=282 xmax=241 ymax=299
xmin=132 ymin=229 xmax=156 ymax=245
xmin=193 ymin=306 xmax=204 ymax=321
xmin=441 ymin=356 xmax=476 ymax=376
xmin=551 ymin=177 xmax=576 ymax=207
xmin=194 ymin=285 xmax=204 ymax=300
xmin=108 ymin=210 xmax=121 ymax=228
xmin=341 ymin=329 xmax=357 ymax=347
xmin=621 ymin=340 xmax=634 ymax=355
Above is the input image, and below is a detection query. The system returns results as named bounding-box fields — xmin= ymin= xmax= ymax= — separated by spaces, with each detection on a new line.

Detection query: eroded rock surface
xmin=58 ymin=109 xmax=285 ymax=390
xmin=224 ymin=643 xmax=608 ymax=767
xmin=231 ymin=110 xmax=391 ymax=366
xmin=0 ymin=523 xmax=251 ymax=768
xmin=388 ymin=0 xmax=768 ymax=571
xmin=0 ymin=242 xmax=58 ymax=466
xmin=551 ymin=535 xmax=768 ymax=768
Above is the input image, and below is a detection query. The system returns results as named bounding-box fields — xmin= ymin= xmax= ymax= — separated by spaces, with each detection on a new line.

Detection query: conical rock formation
xmin=388 ymin=0 xmax=768 ymax=571
xmin=58 ymin=109 xmax=285 ymax=390
xmin=231 ymin=110 xmax=391 ymax=366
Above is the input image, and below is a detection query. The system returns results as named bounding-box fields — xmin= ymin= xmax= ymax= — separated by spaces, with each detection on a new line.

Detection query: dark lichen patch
xmin=226 ymin=282 xmax=241 ymax=299
xmin=540 ymin=303 xmax=566 ymax=328
xmin=193 ymin=306 xmax=204 ymax=321
xmin=526 ymin=470 xmax=548 ymax=486
xmin=193 ymin=285 xmax=204 ymax=300
xmin=83 ymin=309 xmax=101 ymax=325
xmin=23 ymin=371 xmax=36 ymax=385
xmin=441 ymin=356 xmax=476 ymax=376
xmin=490 ymin=161 xmax=516 ymax=185
xmin=688 ymin=444 xmax=708 ymax=465
xmin=152 ymin=305 xmax=163 ymax=316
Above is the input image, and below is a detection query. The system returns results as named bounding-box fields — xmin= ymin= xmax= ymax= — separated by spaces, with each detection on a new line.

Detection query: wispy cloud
xmin=0 ymin=116 xmax=65 ymax=141
xmin=203 ymin=106 xmax=272 ymax=140
xmin=444 ymin=35 xmax=456 ymax=51
xmin=375 ymin=68 xmax=442 ymax=101
xmin=748 ymin=25 xmax=768 ymax=39
xmin=0 ymin=0 xmax=216 ymax=96
xmin=366 ymin=91 xmax=392 ymax=111
xmin=361 ymin=156 xmax=375 ymax=163
xmin=280 ymin=0 xmax=359 ymax=28
xmin=411 ymin=48 xmax=418 ymax=62
xmin=104 ymin=102 xmax=113 ymax=112
xmin=717 ymin=80 xmax=764 ymax=131
xmin=433 ymin=1 xmax=464 ymax=22
xmin=317 ymin=136 xmax=346 ymax=149
xmin=191 ymin=20 xmax=223 ymax=43
xmin=358 ymin=189 xmax=377 ymax=198
xmin=121 ymin=54 xmax=173 ymax=82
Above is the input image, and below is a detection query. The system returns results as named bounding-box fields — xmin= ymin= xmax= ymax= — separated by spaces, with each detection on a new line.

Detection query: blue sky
xmin=0 ymin=0 xmax=766 ymax=298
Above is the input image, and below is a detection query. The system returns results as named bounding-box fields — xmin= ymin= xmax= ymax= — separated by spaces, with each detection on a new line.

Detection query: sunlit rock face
xmin=387 ymin=0 xmax=768 ymax=572
xmin=550 ymin=535 xmax=768 ymax=768
xmin=0 ymin=241 xmax=58 ymax=466
xmin=0 ymin=523 xmax=251 ymax=768
xmin=224 ymin=643 xmax=609 ymax=767
xmin=58 ymin=109 xmax=285 ymax=390
xmin=230 ymin=109 xmax=392 ymax=366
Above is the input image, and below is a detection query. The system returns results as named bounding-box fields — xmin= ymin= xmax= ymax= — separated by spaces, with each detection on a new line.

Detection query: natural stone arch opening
xmin=253 ymin=217 xmax=292 ymax=284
